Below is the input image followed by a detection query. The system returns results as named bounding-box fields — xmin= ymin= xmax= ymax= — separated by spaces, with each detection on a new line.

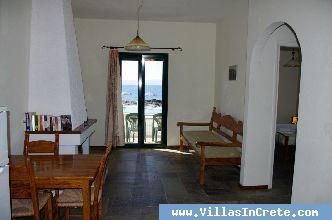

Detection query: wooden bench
xmin=177 ymin=107 xmax=243 ymax=185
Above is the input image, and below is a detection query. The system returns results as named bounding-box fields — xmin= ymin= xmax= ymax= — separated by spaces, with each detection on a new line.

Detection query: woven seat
xmin=11 ymin=192 xmax=51 ymax=217
xmin=56 ymin=187 xmax=102 ymax=207
xmin=56 ymin=142 xmax=112 ymax=220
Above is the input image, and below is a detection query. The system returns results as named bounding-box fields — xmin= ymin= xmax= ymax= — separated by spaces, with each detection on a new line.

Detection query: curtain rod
xmin=101 ymin=45 xmax=183 ymax=51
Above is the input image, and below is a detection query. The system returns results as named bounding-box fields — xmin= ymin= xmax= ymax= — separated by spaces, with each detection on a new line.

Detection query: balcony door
xmin=120 ymin=53 xmax=168 ymax=147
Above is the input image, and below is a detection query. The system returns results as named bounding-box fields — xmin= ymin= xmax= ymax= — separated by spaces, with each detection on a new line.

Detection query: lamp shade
xmin=125 ymin=35 xmax=150 ymax=51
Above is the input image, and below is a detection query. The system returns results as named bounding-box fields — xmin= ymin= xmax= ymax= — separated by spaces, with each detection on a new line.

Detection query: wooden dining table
xmin=10 ymin=154 xmax=102 ymax=220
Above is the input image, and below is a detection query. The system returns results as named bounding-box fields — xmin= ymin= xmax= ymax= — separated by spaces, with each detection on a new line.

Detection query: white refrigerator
xmin=0 ymin=107 xmax=11 ymax=219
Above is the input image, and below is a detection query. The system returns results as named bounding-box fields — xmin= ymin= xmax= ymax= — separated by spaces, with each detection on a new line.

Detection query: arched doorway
xmin=241 ymin=22 xmax=302 ymax=190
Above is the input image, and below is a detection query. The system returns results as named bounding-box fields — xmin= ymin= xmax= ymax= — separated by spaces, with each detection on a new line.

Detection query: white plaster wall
xmin=0 ymin=0 xmax=31 ymax=155
xmin=242 ymin=25 xmax=297 ymax=188
xmin=28 ymin=0 xmax=86 ymax=128
xmin=243 ymin=0 xmax=332 ymax=203
xmin=214 ymin=0 xmax=248 ymax=120
xmin=277 ymin=50 xmax=300 ymax=123
xmin=75 ymin=19 xmax=216 ymax=146
xmin=63 ymin=0 xmax=87 ymax=126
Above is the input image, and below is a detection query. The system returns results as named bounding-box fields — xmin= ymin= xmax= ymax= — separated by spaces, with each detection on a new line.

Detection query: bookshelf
xmin=26 ymin=119 xmax=97 ymax=155
xmin=25 ymin=119 xmax=97 ymax=134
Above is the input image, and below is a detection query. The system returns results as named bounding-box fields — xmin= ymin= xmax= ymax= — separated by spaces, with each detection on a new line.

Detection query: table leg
xmin=82 ymin=182 xmax=91 ymax=220
xmin=284 ymin=136 xmax=289 ymax=161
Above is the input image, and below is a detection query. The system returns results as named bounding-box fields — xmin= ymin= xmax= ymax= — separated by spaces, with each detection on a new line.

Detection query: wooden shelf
xmin=25 ymin=119 xmax=97 ymax=135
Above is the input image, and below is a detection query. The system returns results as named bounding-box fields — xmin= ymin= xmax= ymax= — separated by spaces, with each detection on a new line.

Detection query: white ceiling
xmin=71 ymin=0 xmax=235 ymax=22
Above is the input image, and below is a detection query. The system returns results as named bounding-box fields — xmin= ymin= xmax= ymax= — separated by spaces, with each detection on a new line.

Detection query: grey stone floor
xmin=100 ymin=145 xmax=293 ymax=219
xmin=21 ymin=144 xmax=295 ymax=219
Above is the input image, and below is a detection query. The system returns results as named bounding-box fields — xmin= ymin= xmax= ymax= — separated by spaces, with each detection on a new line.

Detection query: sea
xmin=122 ymin=85 xmax=162 ymax=114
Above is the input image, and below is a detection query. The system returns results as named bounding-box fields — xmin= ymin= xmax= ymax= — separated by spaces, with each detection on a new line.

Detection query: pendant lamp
xmin=125 ymin=0 xmax=150 ymax=51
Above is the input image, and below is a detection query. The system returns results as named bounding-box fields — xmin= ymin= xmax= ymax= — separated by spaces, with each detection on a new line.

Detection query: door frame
xmin=119 ymin=52 xmax=168 ymax=148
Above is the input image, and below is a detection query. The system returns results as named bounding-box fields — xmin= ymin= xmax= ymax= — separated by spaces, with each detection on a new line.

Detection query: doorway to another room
xmin=273 ymin=46 xmax=301 ymax=191
xmin=120 ymin=53 xmax=168 ymax=147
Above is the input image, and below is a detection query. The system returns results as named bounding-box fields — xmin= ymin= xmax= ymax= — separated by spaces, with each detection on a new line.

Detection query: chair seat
xmin=11 ymin=192 xmax=51 ymax=217
xmin=57 ymin=188 xmax=101 ymax=208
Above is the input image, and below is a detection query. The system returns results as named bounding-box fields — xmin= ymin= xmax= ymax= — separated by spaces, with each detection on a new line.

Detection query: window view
xmin=144 ymin=60 xmax=163 ymax=144
xmin=122 ymin=61 xmax=139 ymax=144
xmin=121 ymin=54 xmax=167 ymax=146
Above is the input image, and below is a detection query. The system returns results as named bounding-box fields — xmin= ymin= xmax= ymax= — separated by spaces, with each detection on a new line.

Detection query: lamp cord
xmin=137 ymin=0 xmax=143 ymax=36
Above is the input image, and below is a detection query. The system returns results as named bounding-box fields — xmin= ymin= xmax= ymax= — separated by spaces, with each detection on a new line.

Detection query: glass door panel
xmin=120 ymin=53 xmax=167 ymax=147
xmin=144 ymin=59 xmax=163 ymax=144
xmin=122 ymin=60 xmax=139 ymax=144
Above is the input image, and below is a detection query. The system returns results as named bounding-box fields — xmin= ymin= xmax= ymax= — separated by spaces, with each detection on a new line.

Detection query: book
xmin=57 ymin=116 xmax=62 ymax=131
xmin=25 ymin=113 xmax=30 ymax=131
xmin=61 ymin=115 xmax=72 ymax=131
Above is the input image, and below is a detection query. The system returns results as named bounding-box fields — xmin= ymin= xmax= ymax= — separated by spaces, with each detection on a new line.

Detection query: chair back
xmin=24 ymin=133 xmax=59 ymax=155
xmin=10 ymin=156 xmax=40 ymax=219
xmin=125 ymin=113 xmax=138 ymax=131
xmin=92 ymin=142 xmax=113 ymax=218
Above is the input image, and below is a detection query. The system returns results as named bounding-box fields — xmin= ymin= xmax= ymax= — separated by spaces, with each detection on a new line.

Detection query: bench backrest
xmin=209 ymin=107 xmax=243 ymax=143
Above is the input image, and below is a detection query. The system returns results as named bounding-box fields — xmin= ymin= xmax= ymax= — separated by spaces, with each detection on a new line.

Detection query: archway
xmin=241 ymin=22 xmax=301 ymax=190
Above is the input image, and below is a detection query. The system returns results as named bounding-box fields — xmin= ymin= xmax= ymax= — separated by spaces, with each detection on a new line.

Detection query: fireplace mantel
xmin=26 ymin=119 xmax=97 ymax=154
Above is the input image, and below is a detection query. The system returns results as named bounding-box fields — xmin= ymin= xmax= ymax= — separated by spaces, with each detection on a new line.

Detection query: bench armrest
xmin=177 ymin=122 xmax=211 ymax=127
xmin=196 ymin=141 xmax=242 ymax=148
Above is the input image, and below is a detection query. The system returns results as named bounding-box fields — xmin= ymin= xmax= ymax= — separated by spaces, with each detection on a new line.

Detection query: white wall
xmin=28 ymin=0 xmax=86 ymax=128
xmin=277 ymin=49 xmax=300 ymax=123
xmin=0 ymin=0 xmax=31 ymax=154
xmin=242 ymin=25 xmax=298 ymax=188
xmin=74 ymin=19 xmax=216 ymax=146
xmin=243 ymin=0 xmax=332 ymax=203
xmin=214 ymin=0 xmax=248 ymax=120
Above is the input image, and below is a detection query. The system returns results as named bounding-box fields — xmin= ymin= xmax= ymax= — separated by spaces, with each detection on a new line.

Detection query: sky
xmin=122 ymin=60 xmax=163 ymax=85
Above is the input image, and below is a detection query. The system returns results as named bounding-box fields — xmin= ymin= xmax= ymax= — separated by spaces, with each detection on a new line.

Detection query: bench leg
xmin=179 ymin=137 xmax=184 ymax=152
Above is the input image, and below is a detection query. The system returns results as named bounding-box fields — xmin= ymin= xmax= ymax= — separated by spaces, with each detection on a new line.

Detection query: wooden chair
xmin=24 ymin=133 xmax=59 ymax=155
xmin=10 ymin=156 xmax=53 ymax=220
xmin=55 ymin=142 xmax=113 ymax=220
xmin=24 ymin=133 xmax=60 ymax=199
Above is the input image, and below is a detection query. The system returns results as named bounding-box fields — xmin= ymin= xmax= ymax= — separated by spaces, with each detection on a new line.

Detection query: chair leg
xmin=65 ymin=208 xmax=70 ymax=220
xmin=98 ymin=200 xmax=103 ymax=220
xmin=47 ymin=198 xmax=53 ymax=220
xmin=152 ymin=128 xmax=155 ymax=141
xmin=199 ymin=161 xmax=206 ymax=185
xmin=55 ymin=206 xmax=60 ymax=220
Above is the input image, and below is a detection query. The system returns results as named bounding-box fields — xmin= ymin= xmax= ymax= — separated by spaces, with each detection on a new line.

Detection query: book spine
xmin=25 ymin=113 xmax=30 ymax=131
xmin=39 ymin=115 xmax=43 ymax=131
xmin=31 ymin=114 xmax=36 ymax=131
xmin=50 ymin=116 xmax=52 ymax=131
xmin=57 ymin=116 xmax=62 ymax=131
xmin=54 ymin=117 xmax=58 ymax=131
xmin=35 ymin=115 xmax=39 ymax=131
xmin=43 ymin=115 xmax=47 ymax=131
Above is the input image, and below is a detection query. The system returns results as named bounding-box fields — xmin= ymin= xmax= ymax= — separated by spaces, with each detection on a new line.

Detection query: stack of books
xmin=25 ymin=112 xmax=72 ymax=132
